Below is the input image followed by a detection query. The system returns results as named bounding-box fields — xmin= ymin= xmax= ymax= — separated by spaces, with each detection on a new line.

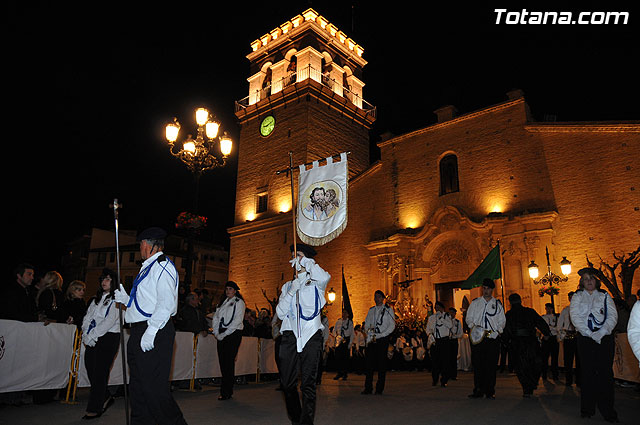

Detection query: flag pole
xmin=287 ymin=152 xmax=301 ymax=337
xmin=498 ymin=240 xmax=506 ymax=306
xmin=110 ymin=199 xmax=130 ymax=425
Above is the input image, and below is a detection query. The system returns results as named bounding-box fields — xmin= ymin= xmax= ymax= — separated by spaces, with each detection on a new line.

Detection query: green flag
xmin=461 ymin=244 xmax=502 ymax=289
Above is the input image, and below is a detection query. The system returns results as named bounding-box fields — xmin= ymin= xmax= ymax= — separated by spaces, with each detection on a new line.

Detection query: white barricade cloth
xmin=457 ymin=333 xmax=472 ymax=371
xmin=0 ymin=320 xmax=76 ymax=393
xmin=2 ymin=320 xmax=280 ymax=392
xmin=260 ymin=338 xmax=279 ymax=374
xmin=297 ymin=152 xmax=348 ymax=246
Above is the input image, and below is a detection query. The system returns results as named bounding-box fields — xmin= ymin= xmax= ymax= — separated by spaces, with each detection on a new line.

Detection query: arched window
xmin=439 ymin=154 xmax=459 ymax=195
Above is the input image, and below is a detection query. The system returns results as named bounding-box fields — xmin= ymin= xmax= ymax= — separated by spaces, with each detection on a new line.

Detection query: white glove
xmin=289 ymin=258 xmax=303 ymax=271
xmin=591 ymin=329 xmax=605 ymax=344
xmin=141 ymin=326 xmax=158 ymax=352
xmin=287 ymin=278 xmax=303 ymax=296
xmin=114 ymin=284 xmax=129 ymax=304
xmin=84 ymin=334 xmax=97 ymax=347
xmin=299 ymin=256 xmax=315 ymax=270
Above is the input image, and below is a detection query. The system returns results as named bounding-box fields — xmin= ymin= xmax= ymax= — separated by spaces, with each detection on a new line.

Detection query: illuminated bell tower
xmin=229 ymin=8 xmax=376 ymax=302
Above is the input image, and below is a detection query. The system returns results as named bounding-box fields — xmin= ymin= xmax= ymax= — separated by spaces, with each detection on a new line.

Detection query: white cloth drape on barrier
xmin=0 ymin=320 xmax=76 ymax=392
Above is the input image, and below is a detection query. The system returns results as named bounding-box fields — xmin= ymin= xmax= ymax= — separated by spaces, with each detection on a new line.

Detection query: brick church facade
xmin=228 ymin=9 xmax=640 ymax=325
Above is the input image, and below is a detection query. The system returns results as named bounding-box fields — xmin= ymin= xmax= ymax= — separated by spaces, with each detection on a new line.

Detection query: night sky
xmin=5 ymin=1 xmax=638 ymax=280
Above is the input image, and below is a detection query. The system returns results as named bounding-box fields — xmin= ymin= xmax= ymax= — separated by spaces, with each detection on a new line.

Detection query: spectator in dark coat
xmin=1 ymin=263 xmax=37 ymax=322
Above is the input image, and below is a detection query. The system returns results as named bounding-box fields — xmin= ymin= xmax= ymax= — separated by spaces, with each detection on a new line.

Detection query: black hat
xmin=577 ymin=267 xmax=599 ymax=277
xmin=482 ymin=278 xmax=495 ymax=289
xmin=290 ymin=243 xmax=317 ymax=258
xmin=137 ymin=227 xmax=167 ymax=242
xmin=225 ymin=281 xmax=240 ymax=291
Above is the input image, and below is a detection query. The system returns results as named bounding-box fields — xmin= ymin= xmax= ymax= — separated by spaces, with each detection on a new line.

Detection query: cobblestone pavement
xmin=2 ymin=371 xmax=638 ymax=424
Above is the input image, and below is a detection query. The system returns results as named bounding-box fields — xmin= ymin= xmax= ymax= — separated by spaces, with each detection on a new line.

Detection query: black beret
xmin=137 ymin=227 xmax=167 ymax=242
xmin=225 ymin=281 xmax=240 ymax=291
xmin=482 ymin=278 xmax=495 ymax=289
xmin=290 ymin=243 xmax=317 ymax=258
xmin=577 ymin=267 xmax=599 ymax=277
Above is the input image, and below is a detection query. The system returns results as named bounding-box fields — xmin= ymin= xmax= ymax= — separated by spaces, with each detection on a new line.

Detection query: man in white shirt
xmin=332 ymin=309 xmax=354 ymax=380
xmin=276 ymin=243 xmax=330 ymax=425
xmin=557 ymin=291 xmax=580 ymax=386
xmin=465 ymin=278 xmax=506 ymax=400
xmin=541 ymin=303 xmax=560 ymax=380
xmin=362 ymin=290 xmax=395 ymax=395
xmin=426 ymin=301 xmax=453 ymax=387
xmin=114 ymin=227 xmax=187 ymax=425
xmin=448 ymin=307 xmax=463 ymax=380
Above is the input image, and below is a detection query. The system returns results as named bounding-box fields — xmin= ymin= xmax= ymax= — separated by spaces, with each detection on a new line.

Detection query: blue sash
xmin=588 ymin=294 xmax=608 ymax=332
xmin=298 ymin=287 xmax=320 ymax=321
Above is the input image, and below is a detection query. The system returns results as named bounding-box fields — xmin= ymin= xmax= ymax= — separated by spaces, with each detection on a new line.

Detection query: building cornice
xmin=524 ymin=122 xmax=640 ymax=133
xmin=377 ymin=98 xmax=526 ymax=148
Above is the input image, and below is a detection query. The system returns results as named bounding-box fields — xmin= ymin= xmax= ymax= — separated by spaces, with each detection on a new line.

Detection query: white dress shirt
xmin=277 ymin=259 xmax=330 ymax=352
xmin=570 ymin=289 xmax=617 ymax=341
xmin=465 ymin=296 xmax=506 ymax=339
xmin=557 ymin=305 xmax=575 ymax=340
xmin=364 ymin=304 xmax=396 ymax=342
xmin=212 ymin=296 xmax=245 ymax=340
xmin=82 ymin=293 xmax=119 ymax=339
xmin=124 ymin=251 xmax=179 ymax=330
xmin=542 ymin=313 xmax=559 ymax=337
xmin=450 ymin=318 xmax=463 ymax=339
xmin=426 ymin=311 xmax=453 ymax=339
xmin=333 ymin=318 xmax=355 ymax=349
xmin=627 ymin=301 xmax=640 ymax=366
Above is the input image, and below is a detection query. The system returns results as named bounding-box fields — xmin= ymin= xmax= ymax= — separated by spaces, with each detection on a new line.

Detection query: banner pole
xmin=111 ymin=199 xmax=130 ymax=425
xmin=287 ymin=152 xmax=301 ymax=338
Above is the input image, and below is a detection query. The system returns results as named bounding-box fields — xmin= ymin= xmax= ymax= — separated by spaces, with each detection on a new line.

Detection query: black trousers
xmin=541 ymin=337 xmax=559 ymax=379
xmin=470 ymin=337 xmax=500 ymax=397
xmin=511 ymin=336 xmax=542 ymax=394
xmin=563 ymin=337 xmax=580 ymax=385
xmin=217 ymin=329 xmax=242 ymax=398
xmin=449 ymin=338 xmax=459 ymax=379
xmin=364 ymin=336 xmax=389 ymax=394
xmin=577 ymin=334 xmax=617 ymax=420
xmin=85 ymin=332 xmax=120 ymax=414
xmin=335 ymin=338 xmax=350 ymax=377
xmin=127 ymin=321 xmax=187 ymax=425
xmin=431 ymin=337 xmax=451 ymax=384
xmin=279 ymin=330 xmax=323 ymax=425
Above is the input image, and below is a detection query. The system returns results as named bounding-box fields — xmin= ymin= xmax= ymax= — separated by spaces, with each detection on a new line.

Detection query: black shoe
xmin=432 ymin=380 xmax=438 ymax=386
xmin=333 ymin=374 xmax=341 ymax=380
xmin=374 ymin=391 xmax=383 ymax=395
xmin=441 ymin=382 xmax=447 ymax=387
xmin=218 ymin=395 xmax=232 ymax=401
xmin=468 ymin=393 xmax=483 ymax=399
xmin=604 ymin=417 xmax=619 ymax=423
xmin=486 ymin=394 xmax=496 ymax=400
xmin=341 ymin=375 xmax=348 ymax=381
xmin=82 ymin=413 xmax=102 ymax=420
xmin=361 ymin=390 xmax=372 ymax=395
xmin=102 ymin=396 xmax=115 ymax=413
xmin=580 ymin=412 xmax=594 ymax=418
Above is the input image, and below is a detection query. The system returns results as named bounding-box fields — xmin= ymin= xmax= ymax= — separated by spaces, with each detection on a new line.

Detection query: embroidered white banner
xmin=297 ymin=152 xmax=348 ymax=246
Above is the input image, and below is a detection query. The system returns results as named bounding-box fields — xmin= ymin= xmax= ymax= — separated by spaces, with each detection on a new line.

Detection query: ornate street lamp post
xmin=527 ymin=246 xmax=571 ymax=311
xmin=165 ymin=108 xmax=232 ymax=290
